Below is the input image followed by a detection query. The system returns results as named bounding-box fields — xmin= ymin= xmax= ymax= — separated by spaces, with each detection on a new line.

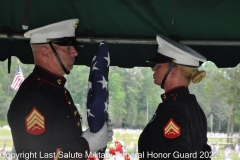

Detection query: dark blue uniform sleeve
xmin=8 ymin=89 xmax=89 ymax=160
xmin=161 ymin=110 xmax=193 ymax=159
xmin=161 ymin=101 xmax=211 ymax=160
xmin=138 ymin=88 xmax=211 ymax=160
xmin=199 ymin=139 xmax=212 ymax=160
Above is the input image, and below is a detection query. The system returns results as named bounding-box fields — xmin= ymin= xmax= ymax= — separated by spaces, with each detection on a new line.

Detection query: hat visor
xmin=147 ymin=56 xmax=169 ymax=64
xmin=147 ymin=53 xmax=173 ymax=64
xmin=54 ymin=40 xmax=83 ymax=47
xmin=49 ymin=37 xmax=83 ymax=47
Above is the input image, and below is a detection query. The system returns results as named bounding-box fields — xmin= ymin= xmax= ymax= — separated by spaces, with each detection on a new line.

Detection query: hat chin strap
xmin=160 ymin=62 xmax=175 ymax=89
xmin=48 ymin=42 xmax=70 ymax=75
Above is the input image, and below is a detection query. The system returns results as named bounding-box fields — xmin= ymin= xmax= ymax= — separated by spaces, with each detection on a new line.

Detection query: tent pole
xmin=1 ymin=34 xmax=240 ymax=46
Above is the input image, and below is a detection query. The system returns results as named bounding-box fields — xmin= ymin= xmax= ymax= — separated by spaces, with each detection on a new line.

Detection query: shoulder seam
xmin=32 ymin=74 xmax=64 ymax=89
xmin=24 ymin=77 xmax=37 ymax=89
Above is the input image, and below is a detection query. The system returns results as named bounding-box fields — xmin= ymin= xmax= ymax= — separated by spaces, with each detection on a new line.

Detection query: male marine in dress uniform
xmin=8 ymin=19 xmax=113 ymax=160
xmin=138 ymin=35 xmax=211 ymax=159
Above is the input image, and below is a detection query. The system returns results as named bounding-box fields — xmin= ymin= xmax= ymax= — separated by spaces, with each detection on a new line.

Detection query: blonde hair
xmin=175 ymin=65 xmax=206 ymax=84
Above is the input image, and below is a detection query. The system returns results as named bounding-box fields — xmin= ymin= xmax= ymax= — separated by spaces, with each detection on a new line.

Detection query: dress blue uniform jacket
xmin=8 ymin=66 xmax=89 ymax=160
xmin=138 ymin=86 xmax=211 ymax=160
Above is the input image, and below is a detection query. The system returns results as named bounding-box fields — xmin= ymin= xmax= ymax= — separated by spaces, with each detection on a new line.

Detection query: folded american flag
xmin=87 ymin=41 xmax=110 ymax=133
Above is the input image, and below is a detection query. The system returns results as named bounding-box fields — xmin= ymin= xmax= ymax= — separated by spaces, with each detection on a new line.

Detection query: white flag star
xmin=104 ymin=52 xmax=110 ymax=67
xmin=92 ymin=62 xmax=99 ymax=71
xmin=91 ymin=56 xmax=96 ymax=64
xmin=87 ymin=109 xmax=95 ymax=117
xmin=88 ymin=81 xmax=92 ymax=91
xmin=104 ymin=101 xmax=108 ymax=112
xmin=98 ymin=76 xmax=108 ymax=90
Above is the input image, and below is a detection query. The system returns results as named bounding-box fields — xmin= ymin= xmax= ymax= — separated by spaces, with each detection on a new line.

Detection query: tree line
xmin=0 ymin=57 xmax=240 ymax=137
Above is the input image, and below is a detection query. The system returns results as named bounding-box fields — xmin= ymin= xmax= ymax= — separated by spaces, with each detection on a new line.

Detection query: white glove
xmin=82 ymin=119 xmax=113 ymax=152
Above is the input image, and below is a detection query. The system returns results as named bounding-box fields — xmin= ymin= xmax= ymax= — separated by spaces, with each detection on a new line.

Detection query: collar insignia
xmin=57 ymin=79 xmax=62 ymax=85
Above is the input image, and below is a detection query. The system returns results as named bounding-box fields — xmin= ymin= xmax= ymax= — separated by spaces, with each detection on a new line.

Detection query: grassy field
xmin=0 ymin=129 xmax=13 ymax=149
xmin=0 ymin=129 xmax=239 ymax=159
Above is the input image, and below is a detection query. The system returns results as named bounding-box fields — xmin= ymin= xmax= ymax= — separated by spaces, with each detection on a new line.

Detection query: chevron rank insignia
xmin=163 ymin=118 xmax=180 ymax=139
xmin=25 ymin=107 xmax=45 ymax=135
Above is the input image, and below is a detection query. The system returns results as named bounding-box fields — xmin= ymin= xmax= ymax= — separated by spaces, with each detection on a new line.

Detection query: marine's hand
xmin=82 ymin=120 xmax=113 ymax=152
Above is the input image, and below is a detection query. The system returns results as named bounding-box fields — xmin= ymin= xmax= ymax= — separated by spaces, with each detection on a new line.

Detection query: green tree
xmin=108 ymin=67 xmax=126 ymax=128
xmin=137 ymin=67 xmax=162 ymax=129
xmin=122 ymin=67 xmax=143 ymax=128
xmin=0 ymin=83 xmax=8 ymax=121
xmin=220 ymin=65 xmax=240 ymax=143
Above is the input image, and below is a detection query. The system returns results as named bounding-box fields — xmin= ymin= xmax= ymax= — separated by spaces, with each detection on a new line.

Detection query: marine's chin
xmin=67 ymin=65 xmax=73 ymax=71
xmin=153 ymin=80 xmax=160 ymax=86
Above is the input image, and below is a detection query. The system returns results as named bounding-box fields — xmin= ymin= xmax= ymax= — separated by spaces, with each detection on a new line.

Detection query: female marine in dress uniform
xmin=138 ymin=35 xmax=211 ymax=160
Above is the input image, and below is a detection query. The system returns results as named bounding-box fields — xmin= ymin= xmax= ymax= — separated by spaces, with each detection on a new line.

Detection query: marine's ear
xmin=40 ymin=46 xmax=50 ymax=59
xmin=170 ymin=66 xmax=177 ymax=78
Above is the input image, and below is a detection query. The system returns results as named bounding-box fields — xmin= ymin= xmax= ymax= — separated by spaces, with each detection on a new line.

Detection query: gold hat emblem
xmin=74 ymin=20 xmax=79 ymax=29
xmin=57 ymin=79 xmax=61 ymax=85
xmin=46 ymin=39 xmax=51 ymax=43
